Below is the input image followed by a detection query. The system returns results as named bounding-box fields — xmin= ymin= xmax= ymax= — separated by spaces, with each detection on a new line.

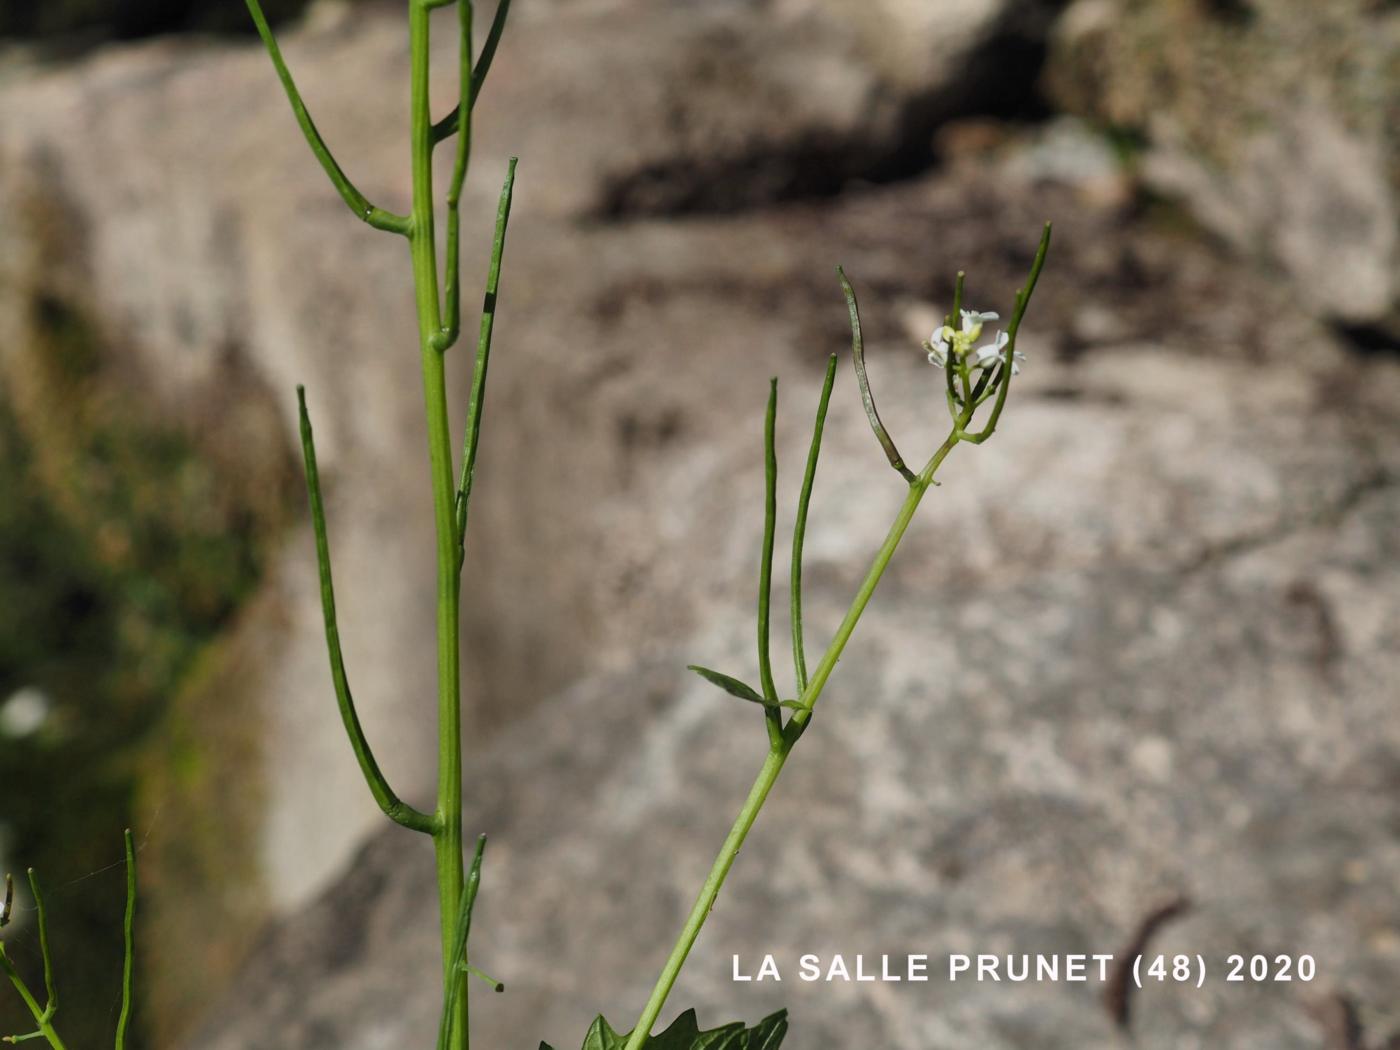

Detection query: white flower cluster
xmin=924 ymin=309 xmax=1025 ymax=375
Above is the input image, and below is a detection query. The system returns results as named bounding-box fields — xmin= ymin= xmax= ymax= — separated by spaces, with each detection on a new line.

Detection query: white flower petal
xmin=960 ymin=309 xmax=999 ymax=331
xmin=970 ymin=332 xmax=1010 ymax=366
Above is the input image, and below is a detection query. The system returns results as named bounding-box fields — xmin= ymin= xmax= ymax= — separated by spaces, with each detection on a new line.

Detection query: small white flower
xmin=960 ymin=309 xmax=999 ymax=338
xmin=960 ymin=310 xmax=999 ymax=347
xmin=968 ymin=330 xmax=1026 ymax=374
xmin=969 ymin=330 xmax=1009 ymax=368
xmin=925 ymin=325 xmax=954 ymax=367
xmin=924 ymin=308 xmax=1016 ymax=371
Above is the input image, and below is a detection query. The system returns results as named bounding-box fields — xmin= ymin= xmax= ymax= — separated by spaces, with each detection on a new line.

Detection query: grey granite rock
xmin=1046 ymin=0 xmax=1400 ymax=327
xmin=1 ymin=1 xmax=1398 ymax=1046
xmin=0 ymin=0 xmax=1066 ymax=934
xmin=180 ymin=163 xmax=1400 ymax=1049
xmin=0 ymin=0 xmax=1062 ymax=1035
xmin=186 ymin=309 xmax=1400 ymax=1047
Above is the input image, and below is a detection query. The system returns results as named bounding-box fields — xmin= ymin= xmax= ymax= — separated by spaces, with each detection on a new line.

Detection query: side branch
xmin=837 ymin=267 xmax=917 ymax=484
xmin=626 ymin=232 xmax=1051 ymax=1050
xmin=297 ymin=387 xmax=437 ymax=834
xmin=244 ymin=0 xmax=410 ymax=235
xmin=0 ymin=948 xmax=65 ymax=1050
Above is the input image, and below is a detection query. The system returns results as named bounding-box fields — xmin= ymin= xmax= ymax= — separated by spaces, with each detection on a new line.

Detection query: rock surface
xmin=0 ymin=0 xmax=1060 ymax=926
xmin=1045 ymin=0 xmax=1400 ymax=327
xmin=0 ymin=0 xmax=1398 ymax=1047
xmin=181 ymin=166 xmax=1400 ymax=1045
xmin=0 ymin=0 xmax=1062 ymax=1038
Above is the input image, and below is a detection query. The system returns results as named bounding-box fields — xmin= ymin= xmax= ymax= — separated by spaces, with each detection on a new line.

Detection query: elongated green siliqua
xmin=245 ymin=1 xmax=515 ymax=1047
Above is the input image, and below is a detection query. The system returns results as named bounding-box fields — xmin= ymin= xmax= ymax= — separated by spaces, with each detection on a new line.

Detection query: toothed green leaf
xmin=552 ymin=1009 xmax=788 ymax=1050
xmin=648 ymin=1009 xmax=701 ymax=1050
xmin=582 ymin=1014 xmax=626 ymax=1050
xmin=745 ymin=1011 xmax=789 ymax=1050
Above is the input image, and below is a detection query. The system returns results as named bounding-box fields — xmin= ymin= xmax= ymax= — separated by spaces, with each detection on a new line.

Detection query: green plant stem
xmin=251 ymin=0 xmax=517 ymax=1044
xmin=787 ymin=436 xmax=956 ymax=730
xmin=622 ymin=748 xmax=789 ymax=1050
xmin=406 ymin=3 xmax=468 ymax=1047
xmin=0 ymin=948 xmax=64 ymax=1050
xmin=623 ymin=433 xmax=959 ymax=1049
xmin=0 ymin=876 xmax=63 ymax=1050
xmin=436 ymin=836 xmax=487 ymax=1050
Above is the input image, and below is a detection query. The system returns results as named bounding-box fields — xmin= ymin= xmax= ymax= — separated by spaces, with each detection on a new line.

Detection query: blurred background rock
xmin=0 ymin=0 xmax=1396 ymax=1047
xmin=0 ymin=0 xmax=314 ymax=45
